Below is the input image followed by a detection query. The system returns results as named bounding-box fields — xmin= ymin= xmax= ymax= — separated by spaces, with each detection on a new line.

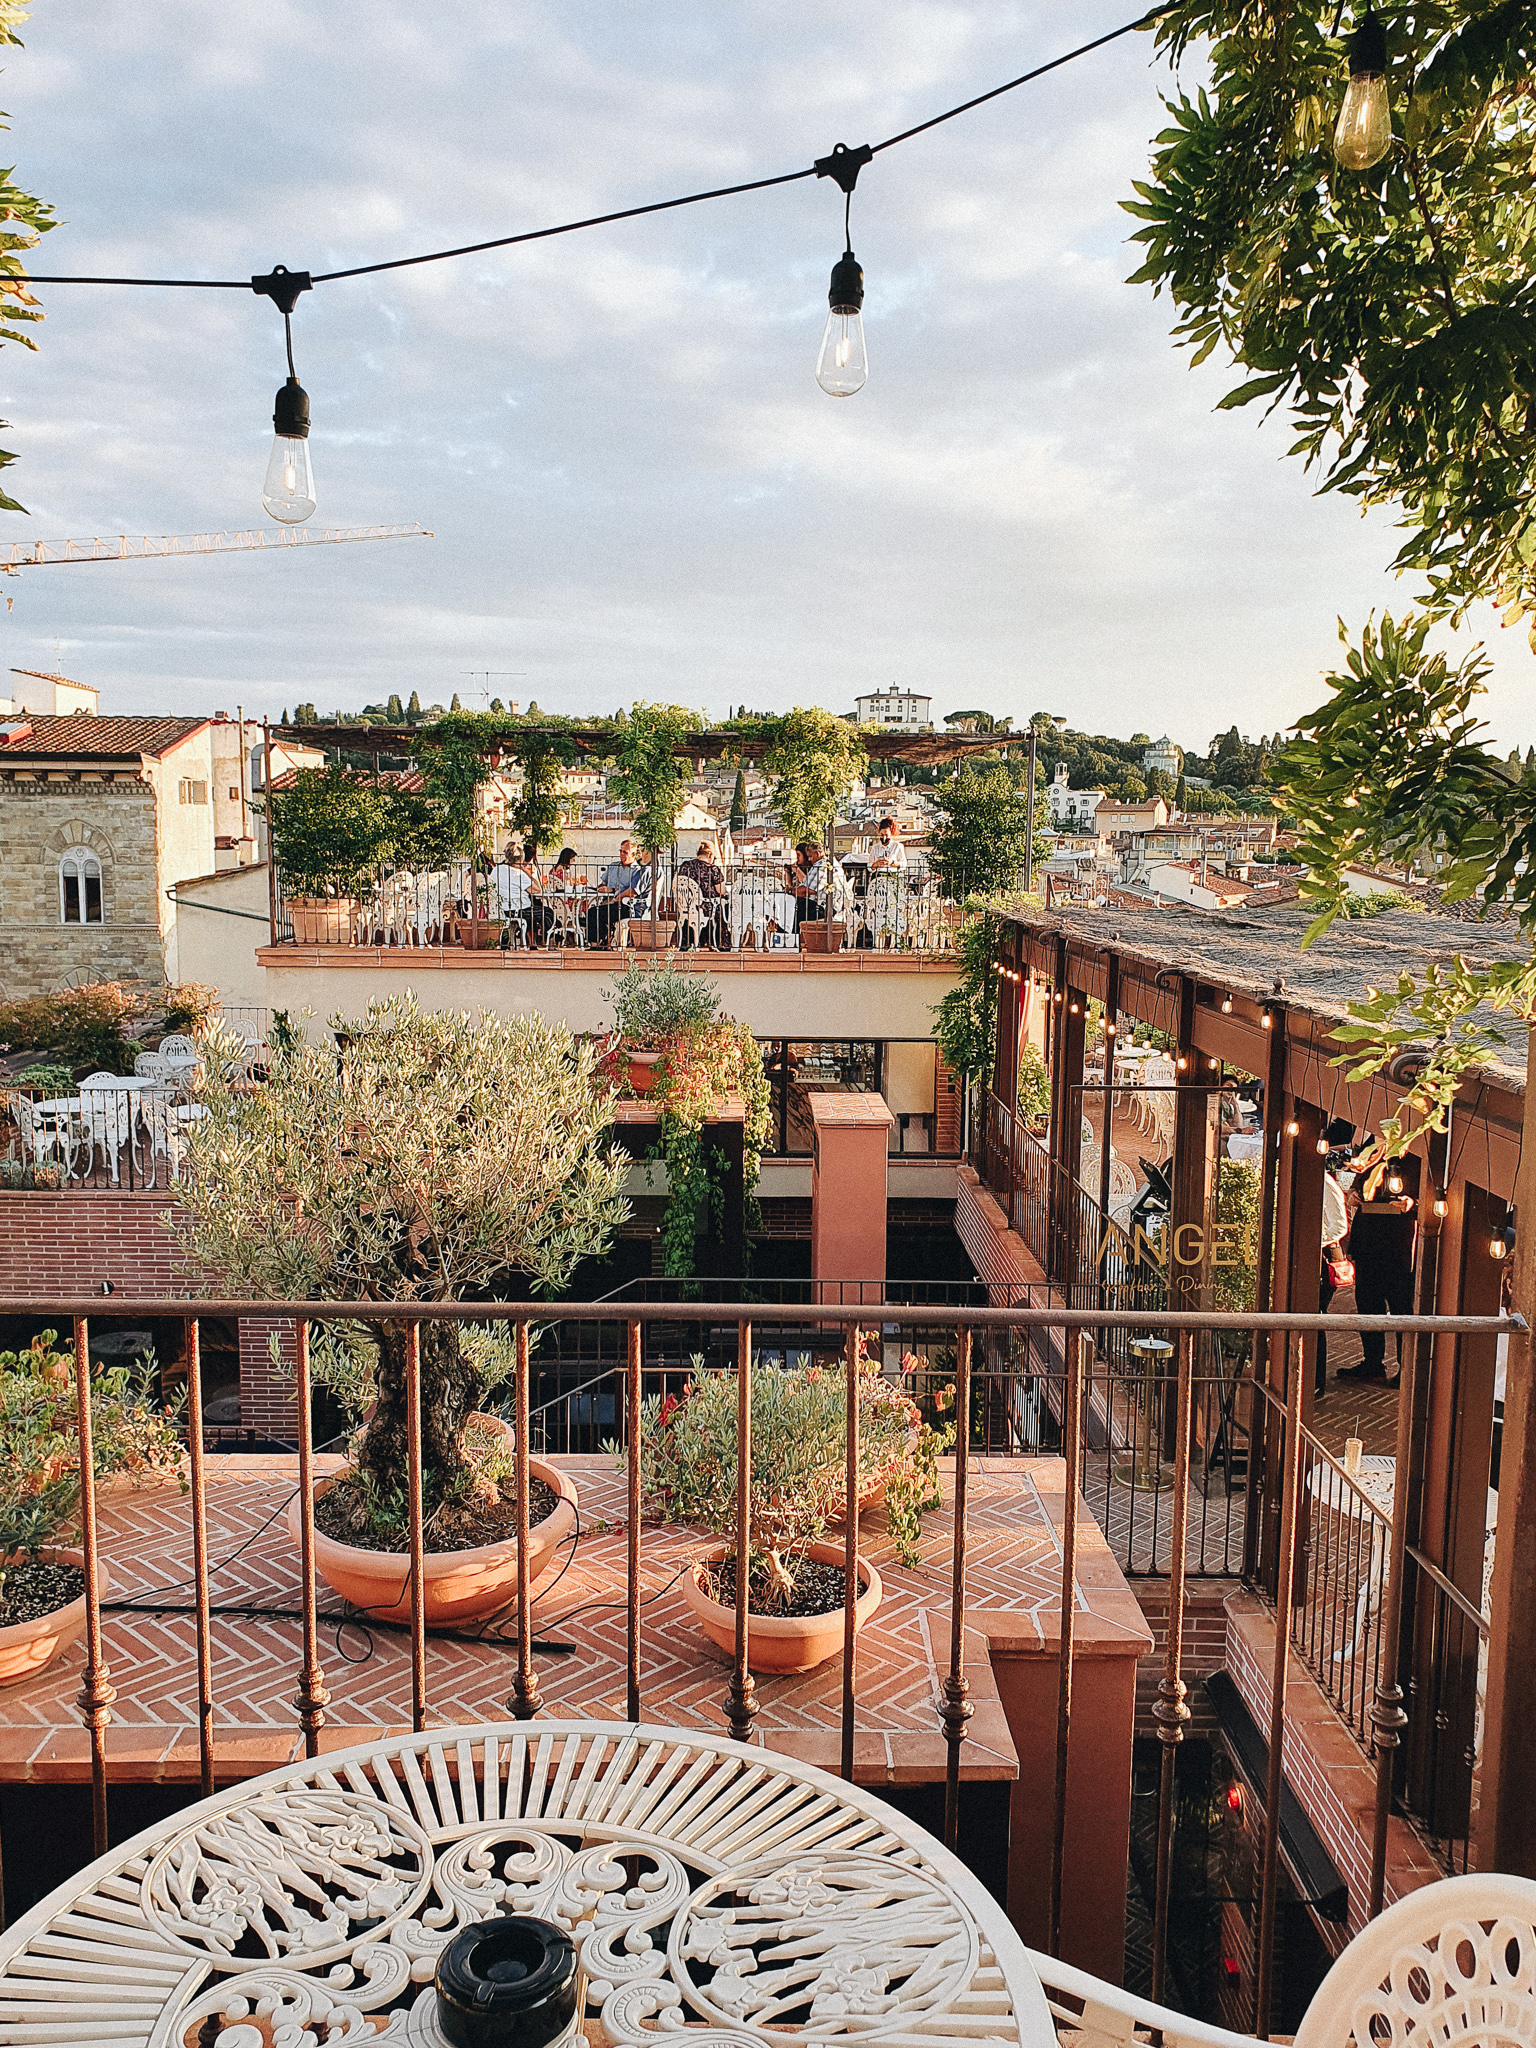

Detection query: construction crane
xmin=0 ymin=522 xmax=432 ymax=575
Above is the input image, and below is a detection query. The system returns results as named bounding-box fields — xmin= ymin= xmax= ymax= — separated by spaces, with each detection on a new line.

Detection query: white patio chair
xmin=674 ymin=871 xmax=709 ymax=949
xmin=546 ymin=890 xmax=586 ymax=948
xmin=13 ymin=1091 xmax=81 ymax=1176
xmin=157 ymin=1034 xmax=198 ymax=1060
xmin=135 ymin=1051 xmax=174 ymax=1082
xmin=76 ymin=1076 xmax=133 ymax=1184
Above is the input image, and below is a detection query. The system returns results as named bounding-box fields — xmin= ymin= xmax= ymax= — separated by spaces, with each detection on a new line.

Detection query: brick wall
xmin=0 ymin=779 xmax=165 ymax=999
xmin=1132 ymin=1580 xmax=1234 ymax=1738
xmin=0 ymin=1191 xmax=297 ymax=1434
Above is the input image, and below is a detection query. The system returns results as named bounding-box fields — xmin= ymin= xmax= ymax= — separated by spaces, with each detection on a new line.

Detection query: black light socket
xmin=434 ymin=1916 xmax=580 ymax=2048
xmin=251 ymin=265 xmax=313 ymax=314
xmin=273 ymin=377 xmax=310 ymax=441
xmin=828 ymin=250 xmax=864 ymax=314
xmin=1349 ymin=9 xmax=1387 ymax=76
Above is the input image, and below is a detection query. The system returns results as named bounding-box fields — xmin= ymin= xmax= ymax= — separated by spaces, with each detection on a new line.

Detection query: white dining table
xmin=0 ymin=1721 xmax=1056 ymax=2048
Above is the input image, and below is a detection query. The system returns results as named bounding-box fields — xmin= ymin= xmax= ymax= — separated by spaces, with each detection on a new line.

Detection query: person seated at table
xmin=675 ymin=836 xmax=731 ymax=949
xmin=539 ymin=846 xmax=586 ymax=945
xmin=796 ymin=841 xmax=848 ymax=929
xmin=586 ymin=837 xmax=649 ymax=948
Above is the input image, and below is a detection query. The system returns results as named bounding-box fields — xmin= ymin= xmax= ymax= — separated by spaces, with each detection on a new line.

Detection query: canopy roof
xmin=267 ymin=721 xmax=1008 ymax=769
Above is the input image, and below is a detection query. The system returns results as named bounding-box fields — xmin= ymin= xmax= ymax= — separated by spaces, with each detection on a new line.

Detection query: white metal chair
xmin=674 ymin=872 xmax=709 ymax=949
xmin=76 ymin=1076 xmax=133 ymax=1184
xmin=546 ymin=889 xmax=586 ymax=948
xmin=12 ymin=1091 xmax=81 ymax=1176
xmin=1029 ymin=1872 xmax=1536 ymax=2048
xmin=157 ymin=1034 xmax=198 ymax=1060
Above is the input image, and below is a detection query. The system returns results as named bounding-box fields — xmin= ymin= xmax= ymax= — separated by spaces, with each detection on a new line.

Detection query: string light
xmin=1386 ymin=1168 xmax=1404 ymax=1195
xmin=1491 ymin=1214 xmax=1516 ymax=1262
xmin=20 ymin=6 xmax=1176 ymax=496
xmin=1261 ymin=1009 xmax=1273 ymax=1031
xmin=1286 ymin=1117 xmax=1300 ymax=1137
xmin=1432 ymin=1193 xmax=1448 ymax=1219
xmin=1335 ymin=9 xmax=1391 ymax=171
xmin=1220 ymin=993 xmax=1232 ymax=1014
xmin=1316 ymin=1135 xmax=1329 ymax=1155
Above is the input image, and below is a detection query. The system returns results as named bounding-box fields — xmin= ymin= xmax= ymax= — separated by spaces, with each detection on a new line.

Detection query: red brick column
xmin=239 ymin=1316 xmax=300 ymax=1440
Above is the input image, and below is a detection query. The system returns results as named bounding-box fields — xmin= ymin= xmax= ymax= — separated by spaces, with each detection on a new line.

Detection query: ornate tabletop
xmin=0 ymin=1721 xmax=1054 ymax=2048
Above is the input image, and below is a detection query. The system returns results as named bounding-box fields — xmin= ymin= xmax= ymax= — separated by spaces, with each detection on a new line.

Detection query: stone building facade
xmin=0 ymin=711 xmax=215 ymax=999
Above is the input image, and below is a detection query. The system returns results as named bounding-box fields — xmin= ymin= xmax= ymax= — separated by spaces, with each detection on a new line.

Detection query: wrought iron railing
xmin=271 ymin=850 xmax=971 ymax=954
xmin=3 ymin=1290 xmax=1513 ymax=2029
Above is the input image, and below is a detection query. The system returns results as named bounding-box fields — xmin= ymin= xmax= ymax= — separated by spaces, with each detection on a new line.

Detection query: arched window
xmin=60 ymin=846 xmax=103 ymax=924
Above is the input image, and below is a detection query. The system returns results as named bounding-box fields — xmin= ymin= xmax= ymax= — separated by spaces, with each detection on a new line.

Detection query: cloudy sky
xmin=3 ymin=1 xmax=1530 ymax=750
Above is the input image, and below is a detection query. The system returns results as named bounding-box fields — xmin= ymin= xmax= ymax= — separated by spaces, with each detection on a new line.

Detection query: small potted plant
xmin=262 ymin=765 xmax=396 ymax=945
xmin=0 ymin=1329 xmax=184 ymax=1687
xmin=602 ymin=954 xmax=721 ymax=1094
xmin=628 ymin=1346 xmax=949 ymax=1674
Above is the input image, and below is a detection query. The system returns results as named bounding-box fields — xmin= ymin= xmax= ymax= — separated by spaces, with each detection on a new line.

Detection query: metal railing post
xmin=72 ymin=1316 xmax=115 ymax=1857
xmin=1050 ymin=1324 xmax=1083 ymax=1957
xmin=1369 ymin=1335 xmax=1415 ymax=1912
xmin=942 ymin=1327 xmax=974 ymax=1851
xmin=727 ymin=1319 xmax=759 ymax=1743
xmin=292 ymin=1318 xmax=329 ymax=1756
xmin=842 ymin=1321 xmax=861 ymax=1783
xmin=405 ymin=1320 xmax=427 ymax=1734
xmin=626 ymin=1319 xmax=642 ymax=1724
xmin=184 ymin=1317 xmax=216 ymax=1799
xmin=513 ymin=1319 xmax=542 ymax=1720
xmin=1151 ymin=1328 xmax=1194 ymax=2003
xmin=1256 ymin=1333 xmax=1304 ymax=2039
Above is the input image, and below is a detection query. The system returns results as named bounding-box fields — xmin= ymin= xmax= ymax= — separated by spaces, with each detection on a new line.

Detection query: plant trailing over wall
xmin=172 ymin=1000 xmax=629 ymax=1547
xmin=762 ymin=706 xmax=868 ymax=845
xmin=626 ymin=1342 xmax=948 ymax=1603
xmin=604 ymin=953 xmax=722 ymax=1045
xmin=653 ymin=1020 xmax=770 ymax=1278
xmin=933 ymin=909 xmax=1007 ymax=1088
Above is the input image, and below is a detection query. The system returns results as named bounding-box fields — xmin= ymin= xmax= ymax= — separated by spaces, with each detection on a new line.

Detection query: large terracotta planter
xmin=0 ymin=1545 xmax=108 ymax=1689
xmin=680 ymin=1540 xmax=882 ymax=1675
xmin=289 ymin=897 xmax=358 ymax=945
xmin=285 ymin=1457 xmax=578 ymax=1627
xmin=627 ymin=922 xmax=678 ymax=952
xmin=625 ymin=1048 xmax=662 ymax=1096
xmin=460 ymin=921 xmax=504 ymax=950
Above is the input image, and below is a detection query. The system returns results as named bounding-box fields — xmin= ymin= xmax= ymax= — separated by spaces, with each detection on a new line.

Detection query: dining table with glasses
xmin=0 ymin=1721 xmax=1056 ymax=2048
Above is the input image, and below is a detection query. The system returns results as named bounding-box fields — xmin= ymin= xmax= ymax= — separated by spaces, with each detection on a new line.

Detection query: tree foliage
xmin=174 ymin=1003 xmax=630 ymax=1504
xmin=606 ymin=702 xmax=702 ymax=857
xmin=928 ymin=760 xmax=1047 ymax=897
xmin=1128 ymin=0 xmax=1536 ymax=628
xmin=1272 ymin=611 xmax=1536 ymax=1165
xmin=761 ymin=706 xmax=867 ymax=844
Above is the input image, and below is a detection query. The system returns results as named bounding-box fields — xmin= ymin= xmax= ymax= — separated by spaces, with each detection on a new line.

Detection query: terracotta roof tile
xmin=0 ymin=714 xmax=208 ymax=759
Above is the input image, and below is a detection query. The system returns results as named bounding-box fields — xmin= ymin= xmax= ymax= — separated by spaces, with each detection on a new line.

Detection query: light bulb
xmin=262 ymin=376 xmax=315 ymax=523
xmin=1491 ymin=1234 xmax=1507 ymax=1261
xmin=1432 ymin=1196 xmax=1448 ymax=1218
xmin=1286 ymin=1118 xmax=1299 ymax=1138
xmin=1386 ymin=1171 xmax=1404 ymax=1194
xmin=1221 ymin=994 xmax=1232 ymax=1014
xmin=816 ymin=250 xmax=867 ymax=397
xmin=1335 ymin=11 xmax=1391 ymax=170
xmin=1316 ymin=1136 xmax=1330 ymax=1155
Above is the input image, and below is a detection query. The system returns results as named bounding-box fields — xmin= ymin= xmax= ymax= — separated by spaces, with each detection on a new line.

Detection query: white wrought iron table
xmin=0 ymin=1720 xmax=1054 ymax=2048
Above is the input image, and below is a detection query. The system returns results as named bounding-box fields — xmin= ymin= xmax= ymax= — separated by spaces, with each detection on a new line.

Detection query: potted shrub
xmin=262 ymin=764 xmax=398 ymax=943
xmin=0 ymin=1329 xmax=183 ymax=1687
xmin=629 ymin=1345 xmax=950 ymax=1674
xmin=599 ymin=961 xmax=773 ymax=1278
xmin=174 ymin=1002 xmax=629 ymax=1627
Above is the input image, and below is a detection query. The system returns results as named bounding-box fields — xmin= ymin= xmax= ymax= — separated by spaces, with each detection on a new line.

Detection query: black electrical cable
xmin=20 ymin=3 xmax=1175 ymax=293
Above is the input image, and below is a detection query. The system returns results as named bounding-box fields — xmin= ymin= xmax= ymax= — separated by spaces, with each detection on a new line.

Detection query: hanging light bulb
xmin=1286 ymin=1117 xmax=1300 ymax=1138
xmin=817 ymin=250 xmax=867 ymax=397
xmin=1316 ymin=1135 xmax=1330 ymax=1156
xmin=252 ymin=266 xmax=316 ymax=524
xmin=1335 ymin=10 xmax=1391 ymax=170
xmin=1221 ymin=994 xmax=1233 ymax=1015
xmin=1386 ymin=1169 xmax=1404 ymax=1195
xmin=263 ymin=382 xmax=315 ymax=523
xmin=1432 ymin=1193 xmax=1448 ymax=1219
xmin=813 ymin=142 xmax=872 ymax=398
xmin=1491 ymin=1231 xmax=1508 ymax=1261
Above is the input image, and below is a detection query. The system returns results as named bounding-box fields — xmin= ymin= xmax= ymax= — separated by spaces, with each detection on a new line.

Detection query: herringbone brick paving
xmin=0 ymin=1453 xmax=1132 ymax=1787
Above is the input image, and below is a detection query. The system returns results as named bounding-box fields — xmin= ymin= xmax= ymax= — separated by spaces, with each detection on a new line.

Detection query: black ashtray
xmin=434 ymin=1915 xmax=581 ymax=2048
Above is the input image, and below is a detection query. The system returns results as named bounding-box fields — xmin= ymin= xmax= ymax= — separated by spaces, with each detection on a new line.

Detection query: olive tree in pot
xmin=173 ymin=1000 xmax=630 ymax=1625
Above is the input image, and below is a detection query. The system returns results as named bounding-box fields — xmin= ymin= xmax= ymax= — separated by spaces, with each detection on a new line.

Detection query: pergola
xmin=984 ymin=893 xmax=1531 ymax=1870
xmin=267 ymin=720 xmax=1011 ymax=770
